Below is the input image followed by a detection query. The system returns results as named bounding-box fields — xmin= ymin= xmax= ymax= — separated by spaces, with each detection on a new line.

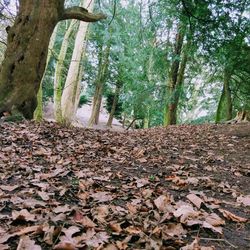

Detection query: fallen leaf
xmin=91 ymin=192 xmax=113 ymax=203
xmin=12 ymin=209 xmax=36 ymax=222
xmin=186 ymin=193 xmax=203 ymax=208
xmin=16 ymin=236 xmax=41 ymax=250
xmin=237 ymin=195 xmax=250 ymax=206
xmin=154 ymin=194 xmax=172 ymax=212
xmin=0 ymin=185 xmax=19 ymax=192
xmin=219 ymin=209 xmax=248 ymax=222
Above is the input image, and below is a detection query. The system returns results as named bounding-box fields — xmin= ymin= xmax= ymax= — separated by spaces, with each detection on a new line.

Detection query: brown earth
xmin=0 ymin=121 xmax=249 ymax=249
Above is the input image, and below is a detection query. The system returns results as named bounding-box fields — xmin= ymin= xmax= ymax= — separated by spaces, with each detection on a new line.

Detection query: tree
xmin=61 ymin=0 xmax=95 ymax=125
xmin=0 ymin=0 xmax=105 ymax=119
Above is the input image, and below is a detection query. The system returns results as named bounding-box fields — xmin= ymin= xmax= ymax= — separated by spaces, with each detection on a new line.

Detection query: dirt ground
xmin=0 ymin=121 xmax=249 ymax=249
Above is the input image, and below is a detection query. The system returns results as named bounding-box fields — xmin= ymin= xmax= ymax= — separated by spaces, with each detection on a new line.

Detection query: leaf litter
xmin=0 ymin=121 xmax=249 ymax=249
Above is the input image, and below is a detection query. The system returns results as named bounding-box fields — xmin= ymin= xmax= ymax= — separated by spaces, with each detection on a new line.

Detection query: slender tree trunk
xmin=54 ymin=20 xmax=76 ymax=123
xmin=107 ymin=83 xmax=121 ymax=127
xmin=216 ymin=68 xmax=233 ymax=123
xmin=88 ymin=43 xmax=111 ymax=127
xmin=164 ymin=24 xmax=186 ymax=126
xmin=34 ymin=24 xmax=58 ymax=121
xmin=61 ymin=0 xmax=95 ymax=125
xmin=0 ymin=0 xmax=105 ymax=118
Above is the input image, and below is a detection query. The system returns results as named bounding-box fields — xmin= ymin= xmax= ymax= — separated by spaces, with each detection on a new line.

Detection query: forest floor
xmin=0 ymin=121 xmax=249 ymax=250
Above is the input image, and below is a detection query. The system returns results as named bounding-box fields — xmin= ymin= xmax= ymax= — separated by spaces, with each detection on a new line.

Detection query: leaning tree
xmin=0 ymin=0 xmax=105 ymax=118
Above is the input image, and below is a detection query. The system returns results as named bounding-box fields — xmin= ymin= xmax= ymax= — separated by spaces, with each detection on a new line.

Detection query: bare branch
xmin=61 ymin=6 xmax=106 ymax=22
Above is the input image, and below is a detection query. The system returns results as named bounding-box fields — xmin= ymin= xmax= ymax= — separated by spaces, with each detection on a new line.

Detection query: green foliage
xmin=78 ymin=95 xmax=90 ymax=107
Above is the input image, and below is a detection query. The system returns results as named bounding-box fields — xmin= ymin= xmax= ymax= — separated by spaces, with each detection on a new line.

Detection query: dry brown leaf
xmin=0 ymin=244 xmax=9 ymax=250
xmin=86 ymin=231 xmax=110 ymax=248
xmin=93 ymin=205 xmax=110 ymax=222
xmin=174 ymin=205 xmax=200 ymax=223
xmin=237 ymin=195 xmax=250 ymax=206
xmin=103 ymin=244 xmax=118 ymax=250
xmin=109 ymin=222 xmax=122 ymax=233
xmin=53 ymin=242 xmax=77 ymax=250
xmin=135 ymin=178 xmax=149 ymax=188
xmin=12 ymin=209 xmax=36 ymax=222
xmin=54 ymin=205 xmax=72 ymax=214
xmin=0 ymin=185 xmax=19 ymax=192
xmin=16 ymin=236 xmax=41 ymax=250
xmin=78 ymin=216 xmax=97 ymax=228
xmin=186 ymin=193 xmax=203 ymax=209
xmin=202 ymin=221 xmax=223 ymax=234
xmin=125 ymin=226 xmax=141 ymax=234
xmin=154 ymin=194 xmax=172 ymax=212
xmin=219 ymin=209 xmax=248 ymax=222
xmin=91 ymin=192 xmax=114 ymax=203
xmin=205 ymin=213 xmax=225 ymax=226
xmin=162 ymin=223 xmax=187 ymax=238
xmin=37 ymin=191 xmax=50 ymax=201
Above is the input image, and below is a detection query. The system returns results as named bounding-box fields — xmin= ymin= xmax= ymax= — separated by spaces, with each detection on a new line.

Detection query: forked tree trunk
xmin=216 ymin=68 xmax=233 ymax=123
xmin=61 ymin=0 xmax=95 ymax=125
xmin=0 ymin=0 xmax=105 ymax=118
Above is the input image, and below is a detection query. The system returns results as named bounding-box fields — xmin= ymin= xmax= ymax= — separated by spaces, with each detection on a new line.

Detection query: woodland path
xmin=0 ymin=122 xmax=249 ymax=249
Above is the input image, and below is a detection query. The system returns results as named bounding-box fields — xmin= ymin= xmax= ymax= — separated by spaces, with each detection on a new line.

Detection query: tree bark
xmin=88 ymin=43 xmax=111 ymax=127
xmin=216 ymin=68 xmax=233 ymax=123
xmin=54 ymin=20 xmax=76 ymax=123
xmin=107 ymin=83 xmax=121 ymax=127
xmin=164 ymin=24 xmax=186 ymax=126
xmin=0 ymin=0 xmax=105 ymax=118
xmin=34 ymin=23 xmax=58 ymax=122
xmin=61 ymin=0 xmax=94 ymax=125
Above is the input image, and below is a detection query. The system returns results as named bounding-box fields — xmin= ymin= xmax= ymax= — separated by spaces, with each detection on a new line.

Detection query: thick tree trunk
xmin=54 ymin=20 xmax=76 ymax=123
xmin=61 ymin=0 xmax=94 ymax=125
xmin=216 ymin=68 xmax=233 ymax=123
xmin=164 ymin=24 xmax=186 ymax=126
xmin=107 ymin=83 xmax=121 ymax=127
xmin=0 ymin=0 xmax=105 ymax=118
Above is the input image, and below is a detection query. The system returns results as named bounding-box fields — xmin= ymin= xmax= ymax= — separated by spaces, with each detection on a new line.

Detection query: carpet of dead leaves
xmin=0 ymin=121 xmax=249 ymax=250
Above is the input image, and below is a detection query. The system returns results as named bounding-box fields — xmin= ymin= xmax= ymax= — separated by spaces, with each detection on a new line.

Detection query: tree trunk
xmin=216 ymin=68 xmax=233 ymax=123
xmin=0 ymin=0 xmax=105 ymax=118
xmin=164 ymin=24 xmax=186 ymax=126
xmin=61 ymin=0 xmax=94 ymax=125
xmin=107 ymin=83 xmax=121 ymax=127
xmin=34 ymin=23 xmax=58 ymax=122
xmin=88 ymin=43 xmax=111 ymax=127
xmin=54 ymin=20 xmax=76 ymax=123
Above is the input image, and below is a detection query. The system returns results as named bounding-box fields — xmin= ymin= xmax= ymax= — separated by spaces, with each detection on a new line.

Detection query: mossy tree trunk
xmin=54 ymin=20 xmax=76 ymax=123
xmin=0 ymin=0 xmax=105 ymax=119
xmin=216 ymin=68 xmax=233 ymax=123
xmin=34 ymin=24 xmax=58 ymax=122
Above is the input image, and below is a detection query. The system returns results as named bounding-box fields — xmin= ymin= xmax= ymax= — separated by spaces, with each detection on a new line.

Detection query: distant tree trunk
xmin=216 ymin=68 xmax=233 ymax=123
xmin=0 ymin=0 xmax=105 ymax=118
xmin=164 ymin=24 xmax=186 ymax=126
xmin=143 ymin=107 xmax=150 ymax=129
xmin=54 ymin=20 xmax=76 ymax=123
xmin=88 ymin=43 xmax=111 ymax=127
xmin=34 ymin=24 xmax=58 ymax=122
xmin=61 ymin=0 xmax=94 ymax=125
xmin=107 ymin=82 xmax=121 ymax=127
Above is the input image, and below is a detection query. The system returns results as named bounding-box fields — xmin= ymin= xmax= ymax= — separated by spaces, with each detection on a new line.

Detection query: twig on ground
xmin=196 ymin=237 xmax=238 ymax=249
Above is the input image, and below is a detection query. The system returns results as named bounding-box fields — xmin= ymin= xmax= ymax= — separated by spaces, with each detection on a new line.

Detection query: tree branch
xmin=61 ymin=6 xmax=106 ymax=22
